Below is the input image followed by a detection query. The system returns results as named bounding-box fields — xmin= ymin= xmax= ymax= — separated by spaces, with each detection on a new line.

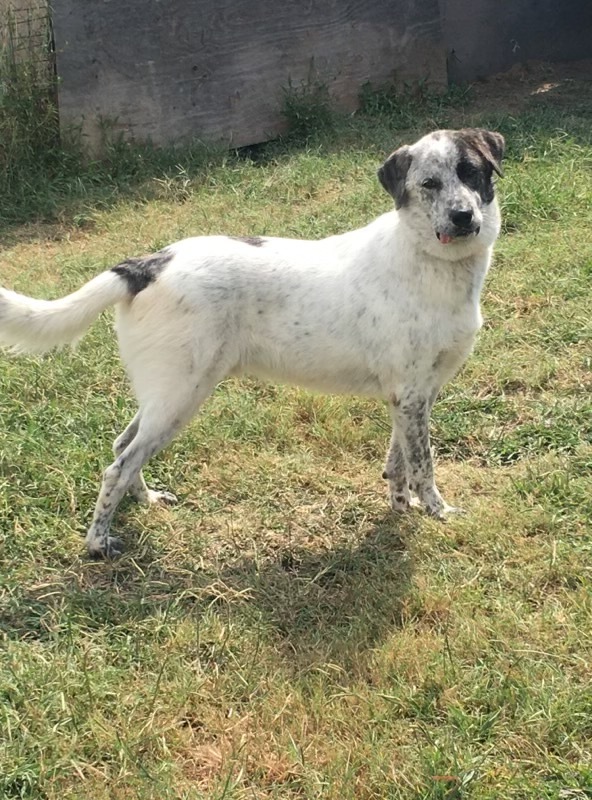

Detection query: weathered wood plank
xmin=52 ymin=0 xmax=446 ymax=151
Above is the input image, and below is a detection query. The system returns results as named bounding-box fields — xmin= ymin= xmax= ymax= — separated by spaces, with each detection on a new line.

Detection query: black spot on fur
xmin=112 ymin=249 xmax=173 ymax=296
xmin=378 ymin=146 xmax=412 ymax=208
xmin=230 ymin=236 xmax=265 ymax=247
xmin=432 ymin=350 xmax=445 ymax=370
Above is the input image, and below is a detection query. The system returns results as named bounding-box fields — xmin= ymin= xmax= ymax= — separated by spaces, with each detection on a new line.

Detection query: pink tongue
xmin=439 ymin=233 xmax=453 ymax=244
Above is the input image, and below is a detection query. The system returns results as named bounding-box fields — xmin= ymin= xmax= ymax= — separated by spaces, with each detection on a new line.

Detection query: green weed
xmin=281 ymin=79 xmax=336 ymax=141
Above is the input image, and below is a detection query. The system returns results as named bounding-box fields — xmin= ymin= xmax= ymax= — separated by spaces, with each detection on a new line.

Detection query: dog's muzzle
xmin=437 ymin=208 xmax=481 ymax=244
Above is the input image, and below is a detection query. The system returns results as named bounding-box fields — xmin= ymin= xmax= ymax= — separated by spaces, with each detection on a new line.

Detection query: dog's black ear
xmin=378 ymin=146 xmax=412 ymax=208
xmin=459 ymin=128 xmax=505 ymax=177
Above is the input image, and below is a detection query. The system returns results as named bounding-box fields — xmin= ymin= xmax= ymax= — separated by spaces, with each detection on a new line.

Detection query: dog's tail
xmin=0 ymin=271 xmax=130 ymax=354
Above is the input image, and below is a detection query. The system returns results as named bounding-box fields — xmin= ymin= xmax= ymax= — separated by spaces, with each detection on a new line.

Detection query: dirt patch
xmin=466 ymin=58 xmax=592 ymax=115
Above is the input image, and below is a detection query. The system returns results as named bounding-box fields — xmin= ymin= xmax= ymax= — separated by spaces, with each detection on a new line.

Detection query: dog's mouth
xmin=436 ymin=227 xmax=480 ymax=245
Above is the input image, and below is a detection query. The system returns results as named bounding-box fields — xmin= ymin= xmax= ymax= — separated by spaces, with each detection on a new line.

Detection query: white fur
xmin=0 ymin=129 xmax=502 ymax=557
xmin=0 ymin=272 xmax=127 ymax=353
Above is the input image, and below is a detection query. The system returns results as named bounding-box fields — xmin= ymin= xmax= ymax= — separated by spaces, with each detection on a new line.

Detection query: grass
xmin=1 ymin=63 xmax=592 ymax=798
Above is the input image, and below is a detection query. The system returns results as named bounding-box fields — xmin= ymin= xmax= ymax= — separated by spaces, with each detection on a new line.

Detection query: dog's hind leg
xmin=85 ymin=378 xmax=219 ymax=558
xmin=113 ymin=413 xmax=177 ymax=506
xmin=86 ymin=415 xmax=184 ymax=558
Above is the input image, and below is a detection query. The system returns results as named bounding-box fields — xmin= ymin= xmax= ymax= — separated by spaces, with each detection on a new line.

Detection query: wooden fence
xmin=51 ymin=0 xmax=446 ymax=151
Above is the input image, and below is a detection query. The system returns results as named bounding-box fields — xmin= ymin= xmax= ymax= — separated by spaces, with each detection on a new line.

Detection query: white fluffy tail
xmin=0 ymin=271 xmax=129 ymax=354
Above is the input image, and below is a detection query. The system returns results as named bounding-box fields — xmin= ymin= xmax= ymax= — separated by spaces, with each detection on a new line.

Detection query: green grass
xmin=1 ymin=68 xmax=592 ymax=798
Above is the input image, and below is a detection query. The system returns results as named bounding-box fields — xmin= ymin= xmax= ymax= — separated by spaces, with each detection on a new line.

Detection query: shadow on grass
xmin=0 ymin=511 xmax=414 ymax=671
xmin=220 ymin=514 xmax=414 ymax=667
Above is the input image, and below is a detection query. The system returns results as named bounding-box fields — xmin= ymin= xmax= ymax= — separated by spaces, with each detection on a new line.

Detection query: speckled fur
xmin=0 ymin=128 xmax=503 ymax=557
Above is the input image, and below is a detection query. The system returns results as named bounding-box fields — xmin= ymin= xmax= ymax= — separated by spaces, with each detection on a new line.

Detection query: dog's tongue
xmin=439 ymin=233 xmax=454 ymax=244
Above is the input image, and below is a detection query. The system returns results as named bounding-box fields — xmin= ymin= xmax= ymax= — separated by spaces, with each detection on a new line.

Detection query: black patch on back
xmin=230 ymin=235 xmax=265 ymax=247
xmin=112 ymin=249 xmax=173 ymax=296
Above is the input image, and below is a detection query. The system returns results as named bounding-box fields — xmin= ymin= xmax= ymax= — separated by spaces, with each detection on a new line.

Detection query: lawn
xmin=0 ymin=62 xmax=591 ymax=799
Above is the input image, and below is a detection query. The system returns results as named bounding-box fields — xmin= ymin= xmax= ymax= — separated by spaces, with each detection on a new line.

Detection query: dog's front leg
xmin=383 ymin=430 xmax=415 ymax=512
xmin=389 ymin=393 xmax=461 ymax=518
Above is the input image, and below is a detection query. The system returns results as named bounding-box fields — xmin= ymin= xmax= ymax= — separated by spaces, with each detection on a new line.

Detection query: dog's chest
xmin=359 ymin=261 xmax=483 ymax=385
xmin=397 ymin=304 xmax=479 ymax=373
xmin=370 ymin=259 xmax=481 ymax=337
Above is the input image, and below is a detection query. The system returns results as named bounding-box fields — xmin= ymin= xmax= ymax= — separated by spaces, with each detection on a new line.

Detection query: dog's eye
xmin=457 ymin=160 xmax=481 ymax=184
xmin=421 ymin=177 xmax=441 ymax=190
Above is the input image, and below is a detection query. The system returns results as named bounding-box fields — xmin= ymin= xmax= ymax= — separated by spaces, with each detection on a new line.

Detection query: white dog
xmin=0 ymin=128 xmax=504 ymax=558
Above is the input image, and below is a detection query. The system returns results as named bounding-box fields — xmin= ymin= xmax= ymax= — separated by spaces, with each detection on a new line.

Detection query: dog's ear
xmin=378 ymin=146 xmax=412 ymax=208
xmin=459 ymin=128 xmax=505 ymax=177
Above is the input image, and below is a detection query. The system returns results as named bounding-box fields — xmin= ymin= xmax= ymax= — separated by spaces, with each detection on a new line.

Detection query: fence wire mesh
xmin=0 ymin=0 xmax=54 ymax=91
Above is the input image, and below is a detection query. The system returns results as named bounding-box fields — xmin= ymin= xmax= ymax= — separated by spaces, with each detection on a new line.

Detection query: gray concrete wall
xmin=52 ymin=0 xmax=446 ymax=151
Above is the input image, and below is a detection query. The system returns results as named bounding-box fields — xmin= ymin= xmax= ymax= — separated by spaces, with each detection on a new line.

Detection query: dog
xmin=0 ymin=128 xmax=504 ymax=558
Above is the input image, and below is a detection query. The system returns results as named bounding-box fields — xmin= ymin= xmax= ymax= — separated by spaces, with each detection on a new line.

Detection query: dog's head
xmin=378 ymin=128 xmax=504 ymax=255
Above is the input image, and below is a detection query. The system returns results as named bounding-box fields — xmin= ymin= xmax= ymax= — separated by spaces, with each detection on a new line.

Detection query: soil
xmin=466 ymin=58 xmax=592 ymax=115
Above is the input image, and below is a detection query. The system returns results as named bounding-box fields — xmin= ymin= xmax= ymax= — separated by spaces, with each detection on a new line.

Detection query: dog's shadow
xmin=219 ymin=514 xmax=414 ymax=668
xmin=0 ymin=512 xmax=414 ymax=672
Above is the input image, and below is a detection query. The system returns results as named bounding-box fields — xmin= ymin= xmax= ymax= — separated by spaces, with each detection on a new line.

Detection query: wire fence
xmin=0 ymin=1 xmax=59 ymax=174
xmin=0 ymin=0 xmax=54 ymax=92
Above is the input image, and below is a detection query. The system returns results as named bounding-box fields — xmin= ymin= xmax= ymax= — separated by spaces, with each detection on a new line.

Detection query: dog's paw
xmin=384 ymin=472 xmax=415 ymax=514
xmin=87 ymin=536 xmax=124 ymax=560
xmin=389 ymin=491 xmax=411 ymax=513
xmin=390 ymin=496 xmax=422 ymax=513
xmin=430 ymin=503 xmax=465 ymax=521
xmin=145 ymin=490 xmax=178 ymax=506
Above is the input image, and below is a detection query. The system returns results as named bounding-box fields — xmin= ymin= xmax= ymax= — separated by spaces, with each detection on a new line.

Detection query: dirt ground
xmin=467 ymin=58 xmax=592 ymax=114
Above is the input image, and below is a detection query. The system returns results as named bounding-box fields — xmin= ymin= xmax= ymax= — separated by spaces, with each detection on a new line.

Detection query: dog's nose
xmin=450 ymin=209 xmax=474 ymax=229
